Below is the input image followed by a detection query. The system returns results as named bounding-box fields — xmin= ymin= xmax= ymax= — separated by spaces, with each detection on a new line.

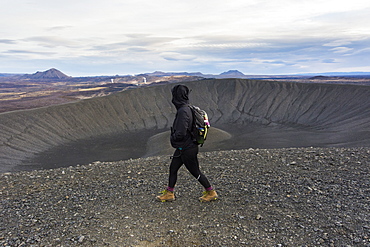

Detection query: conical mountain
xmin=219 ymin=70 xmax=245 ymax=77
xmin=220 ymin=70 xmax=244 ymax=76
xmin=25 ymin=68 xmax=70 ymax=79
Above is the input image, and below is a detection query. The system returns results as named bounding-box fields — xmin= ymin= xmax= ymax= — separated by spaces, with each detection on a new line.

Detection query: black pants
xmin=168 ymin=146 xmax=211 ymax=189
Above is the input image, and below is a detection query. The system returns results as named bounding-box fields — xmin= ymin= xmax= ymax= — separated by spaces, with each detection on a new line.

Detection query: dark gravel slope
xmin=1 ymin=147 xmax=369 ymax=246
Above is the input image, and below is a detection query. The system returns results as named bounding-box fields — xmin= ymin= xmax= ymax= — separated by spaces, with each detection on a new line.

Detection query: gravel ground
xmin=1 ymin=147 xmax=369 ymax=246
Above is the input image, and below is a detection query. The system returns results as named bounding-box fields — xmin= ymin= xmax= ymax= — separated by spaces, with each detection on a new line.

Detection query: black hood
xmin=171 ymin=85 xmax=190 ymax=109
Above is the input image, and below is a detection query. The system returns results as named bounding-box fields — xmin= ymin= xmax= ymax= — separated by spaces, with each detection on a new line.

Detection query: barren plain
xmin=0 ymin=73 xmax=200 ymax=113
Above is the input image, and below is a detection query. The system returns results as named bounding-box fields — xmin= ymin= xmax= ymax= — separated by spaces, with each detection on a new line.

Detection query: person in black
xmin=157 ymin=84 xmax=218 ymax=202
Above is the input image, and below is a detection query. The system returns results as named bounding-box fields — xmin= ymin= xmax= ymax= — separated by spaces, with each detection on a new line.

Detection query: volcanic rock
xmin=1 ymin=147 xmax=369 ymax=246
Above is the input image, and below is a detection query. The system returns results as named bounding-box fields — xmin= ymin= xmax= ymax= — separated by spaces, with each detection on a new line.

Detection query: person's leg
xmin=168 ymin=149 xmax=183 ymax=189
xmin=181 ymin=146 xmax=212 ymax=189
xmin=157 ymin=149 xmax=182 ymax=202
xmin=181 ymin=146 xmax=218 ymax=202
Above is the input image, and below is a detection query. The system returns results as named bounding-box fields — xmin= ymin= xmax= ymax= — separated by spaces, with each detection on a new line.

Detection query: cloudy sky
xmin=1 ymin=0 xmax=370 ymax=76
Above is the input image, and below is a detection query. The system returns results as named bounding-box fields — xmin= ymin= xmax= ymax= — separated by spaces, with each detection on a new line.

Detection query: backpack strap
xmin=187 ymin=105 xmax=198 ymax=143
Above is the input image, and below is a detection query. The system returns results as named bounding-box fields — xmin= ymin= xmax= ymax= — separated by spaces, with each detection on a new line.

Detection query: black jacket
xmin=170 ymin=85 xmax=196 ymax=149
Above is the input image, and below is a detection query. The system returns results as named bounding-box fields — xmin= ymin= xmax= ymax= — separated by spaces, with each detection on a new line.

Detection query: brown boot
xmin=199 ymin=190 xmax=218 ymax=202
xmin=156 ymin=190 xmax=175 ymax=202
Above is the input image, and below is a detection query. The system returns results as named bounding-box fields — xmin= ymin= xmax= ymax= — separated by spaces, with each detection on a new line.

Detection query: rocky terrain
xmin=1 ymin=147 xmax=369 ymax=246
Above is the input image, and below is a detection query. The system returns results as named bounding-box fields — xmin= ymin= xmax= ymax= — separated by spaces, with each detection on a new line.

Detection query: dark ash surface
xmin=1 ymin=147 xmax=369 ymax=246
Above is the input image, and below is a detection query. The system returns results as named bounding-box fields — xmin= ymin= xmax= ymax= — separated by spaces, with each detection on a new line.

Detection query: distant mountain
xmin=219 ymin=70 xmax=245 ymax=77
xmin=143 ymin=70 xmax=249 ymax=78
xmin=298 ymin=72 xmax=370 ymax=77
xmin=0 ymin=73 xmax=20 ymax=77
xmin=8 ymin=68 xmax=370 ymax=81
xmin=23 ymin=68 xmax=71 ymax=80
xmin=143 ymin=70 xmax=370 ymax=79
xmin=143 ymin=71 xmax=205 ymax=77
xmin=217 ymin=70 xmax=250 ymax=78
xmin=309 ymin=76 xmax=331 ymax=80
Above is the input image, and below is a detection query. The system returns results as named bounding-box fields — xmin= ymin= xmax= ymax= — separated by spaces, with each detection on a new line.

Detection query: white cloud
xmin=161 ymin=52 xmax=196 ymax=61
xmin=24 ymin=36 xmax=79 ymax=48
xmin=1 ymin=0 xmax=370 ymax=75
xmin=323 ymin=40 xmax=352 ymax=47
xmin=330 ymin=47 xmax=354 ymax=54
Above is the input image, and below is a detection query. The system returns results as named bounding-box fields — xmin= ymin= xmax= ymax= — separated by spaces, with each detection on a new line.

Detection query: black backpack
xmin=189 ymin=105 xmax=210 ymax=146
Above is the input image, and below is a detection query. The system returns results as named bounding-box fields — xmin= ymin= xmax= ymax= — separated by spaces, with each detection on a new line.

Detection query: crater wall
xmin=1 ymin=79 xmax=369 ymax=172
